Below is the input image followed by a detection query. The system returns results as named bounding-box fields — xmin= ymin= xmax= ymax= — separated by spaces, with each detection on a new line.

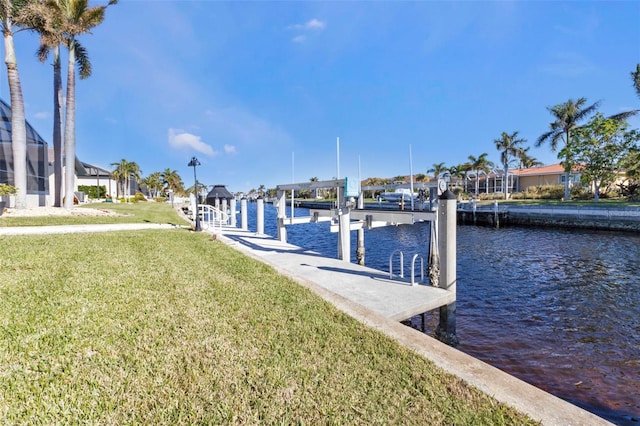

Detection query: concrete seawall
xmin=458 ymin=204 xmax=640 ymax=231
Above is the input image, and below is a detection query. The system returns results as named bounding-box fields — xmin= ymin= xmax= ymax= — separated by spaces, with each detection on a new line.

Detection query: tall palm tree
xmin=537 ymin=98 xmax=599 ymax=200
xmin=467 ymin=153 xmax=493 ymax=196
xmin=0 ymin=0 xmax=32 ymax=209
xmin=494 ymin=131 xmax=526 ymax=199
xmin=56 ymin=0 xmax=116 ymax=208
xmin=427 ymin=162 xmax=447 ymax=179
xmin=29 ymin=0 xmax=78 ymax=207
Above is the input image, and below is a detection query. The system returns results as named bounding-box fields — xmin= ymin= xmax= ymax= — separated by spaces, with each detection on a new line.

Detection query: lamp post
xmin=188 ymin=156 xmax=202 ymax=231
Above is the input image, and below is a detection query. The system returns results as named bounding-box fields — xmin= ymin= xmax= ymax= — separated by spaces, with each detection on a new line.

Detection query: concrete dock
xmin=214 ymin=225 xmax=612 ymax=426
xmin=218 ymin=228 xmax=454 ymax=321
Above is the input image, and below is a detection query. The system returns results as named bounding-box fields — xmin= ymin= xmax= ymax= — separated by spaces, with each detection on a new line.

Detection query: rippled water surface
xmin=245 ymin=203 xmax=640 ymax=425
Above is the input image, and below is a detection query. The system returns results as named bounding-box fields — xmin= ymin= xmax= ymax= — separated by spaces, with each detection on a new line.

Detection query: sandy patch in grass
xmin=2 ymin=206 xmax=124 ymax=217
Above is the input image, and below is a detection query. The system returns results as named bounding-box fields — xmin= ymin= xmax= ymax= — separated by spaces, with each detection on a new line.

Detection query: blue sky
xmin=4 ymin=1 xmax=640 ymax=193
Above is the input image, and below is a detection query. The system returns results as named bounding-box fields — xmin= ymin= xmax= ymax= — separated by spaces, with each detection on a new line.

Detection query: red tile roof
xmin=511 ymin=163 xmax=579 ymax=176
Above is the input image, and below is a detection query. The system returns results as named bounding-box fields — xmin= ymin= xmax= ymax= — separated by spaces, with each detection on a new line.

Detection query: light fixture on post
xmin=188 ymin=156 xmax=202 ymax=231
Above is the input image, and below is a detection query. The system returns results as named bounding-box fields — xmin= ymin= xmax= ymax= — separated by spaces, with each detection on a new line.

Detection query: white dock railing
xmin=198 ymin=204 xmax=229 ymax=233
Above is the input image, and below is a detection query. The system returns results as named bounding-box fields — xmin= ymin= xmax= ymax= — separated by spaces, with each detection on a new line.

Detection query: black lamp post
xmin=188 ymin=156 xmax=202 ymax=231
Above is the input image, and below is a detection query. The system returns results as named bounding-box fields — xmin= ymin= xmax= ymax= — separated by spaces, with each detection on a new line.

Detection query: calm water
xmin=242 ymin=203 xmax=640 ymax=425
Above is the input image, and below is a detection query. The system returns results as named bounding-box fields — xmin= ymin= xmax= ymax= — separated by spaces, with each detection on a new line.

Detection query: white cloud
xmin=305 ymin=19 xmax=326 ymax=30
xmin=288 ymin=18 xmax=326 ymax=31
xmin=292 ymin=35 xmax=306 ymax=43
xmin=224 ymin=144 xmax=237 ymax=154
xmin=167 ymin=128 xmax=216 ymax=157
xmin=34 ymin=111 xmax=50 ymax=119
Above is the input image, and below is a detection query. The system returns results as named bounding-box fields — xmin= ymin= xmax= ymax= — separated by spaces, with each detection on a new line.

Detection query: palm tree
xmin=142 ymin=172 xmax=163 ymax=199
xmin=467 ymin=153 xmax=493 ymax=196
xmin=610 ymin=64 xmax=640 ymax=121
xmin=55 ymin=0 xmax=116 ymax=208
xmin=161 ymin=168 xmax=184 ymax=195
xmin=111 ymin=159 xmax=140 ymax=202
xmin=30 ymin=0 xmax=77 ymax=207
xmin=517 ymin=147 xmax=543 ymax=169
xmin=537 ymin=98 xmax=600 ymax=200
xmin=494 ymin=131 xmax=526 ymax=199
xmin=0 ymin=1 xmax=31 ymax=209
xmin=427 ymin=162 xmax=447 ymax=179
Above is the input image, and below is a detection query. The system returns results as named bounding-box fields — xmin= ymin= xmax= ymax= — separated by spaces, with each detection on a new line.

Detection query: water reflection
xmin=244 ymin=203 xmax=640 ymax=425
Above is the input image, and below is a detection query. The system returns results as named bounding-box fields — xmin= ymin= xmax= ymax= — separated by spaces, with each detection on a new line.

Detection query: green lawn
xmin=0 ymin=226 xmax=537 ymax=424
xmin=0 ymin=201 xmax=191 ymax=227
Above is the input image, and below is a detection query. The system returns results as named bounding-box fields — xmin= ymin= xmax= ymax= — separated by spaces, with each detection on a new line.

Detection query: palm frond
xmin=72 ymin=38 xmax=91 ymax=78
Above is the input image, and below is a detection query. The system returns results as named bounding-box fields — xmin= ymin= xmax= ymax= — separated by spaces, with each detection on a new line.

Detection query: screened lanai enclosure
xmin=0 ymin=98 xmax=49 ymax=198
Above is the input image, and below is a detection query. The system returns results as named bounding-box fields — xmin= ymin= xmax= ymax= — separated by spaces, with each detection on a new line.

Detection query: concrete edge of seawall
xmin=459 ymin=204 xmax=640 ymax=231
xmin=216 ymin=232 xmax=613 ymax=426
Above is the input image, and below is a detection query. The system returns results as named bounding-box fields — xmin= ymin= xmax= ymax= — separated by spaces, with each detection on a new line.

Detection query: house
xmin=0 ymin=98 xmax=49 ymax=207
xmin=511 ymin=163 xmax=581 ymax=192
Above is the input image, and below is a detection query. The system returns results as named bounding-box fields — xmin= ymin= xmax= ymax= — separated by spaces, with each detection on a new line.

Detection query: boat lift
xmin=274 ymin=177 xmax=457 ymax=344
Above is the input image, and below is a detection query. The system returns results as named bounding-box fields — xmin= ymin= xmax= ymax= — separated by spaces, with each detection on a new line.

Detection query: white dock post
xmin=240 ymin=198 xmax=248 ymax=230
xmin=221 ymin=199 xmax=228 ymax=224
xmin=256 ymin=197 xmax=264 ymax=235
xmin=276 ymin=190 xmax=287 ymax=242
xmin=436 ymin=190 xmax=458 ymax=346
xmin=356 ymin=193 xmax=365 ymax=265
xmin=338 ymin=207 xmax=350 ymax=262
xmin=230 ymin=198 xmax=237 ymax=227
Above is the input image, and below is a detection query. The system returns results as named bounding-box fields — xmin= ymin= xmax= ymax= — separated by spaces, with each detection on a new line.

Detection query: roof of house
xmin=511 ymin=163 xmax=579 ymax=176
xmin=78 ymin=161 xmax=112 ymax=178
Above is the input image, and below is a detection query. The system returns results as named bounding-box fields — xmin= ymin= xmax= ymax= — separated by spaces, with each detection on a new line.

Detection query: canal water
xmin=242 ymin=202 xmax=639 ymax=425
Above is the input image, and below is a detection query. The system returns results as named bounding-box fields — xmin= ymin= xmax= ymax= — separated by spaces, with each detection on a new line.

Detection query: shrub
xmin=134 ymin=192 xmax=147 ymax=202
xmin=78 ymin=185 xmax=106 ymax=199
xmin=478 ymin=192 xmax=504 ymax=201
xmin=0 ymin=183 xmax=17 ymax=196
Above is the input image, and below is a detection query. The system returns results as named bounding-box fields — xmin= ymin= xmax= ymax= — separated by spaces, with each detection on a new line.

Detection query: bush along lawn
xmin=0 ymin=229 xmax=537 ymax=425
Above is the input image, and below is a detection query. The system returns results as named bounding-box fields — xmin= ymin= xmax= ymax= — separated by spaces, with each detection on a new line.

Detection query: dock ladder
xmin=389 ymin=250 xmax=425 ymax=285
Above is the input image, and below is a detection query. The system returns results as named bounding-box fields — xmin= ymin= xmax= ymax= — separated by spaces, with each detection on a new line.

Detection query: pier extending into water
xmin=203 ymin=178 xmax=459 ymax=344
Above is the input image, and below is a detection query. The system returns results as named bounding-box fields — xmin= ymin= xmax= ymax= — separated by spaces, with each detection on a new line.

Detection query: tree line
xmin=430 ymin=65 xmax=640 ymax=201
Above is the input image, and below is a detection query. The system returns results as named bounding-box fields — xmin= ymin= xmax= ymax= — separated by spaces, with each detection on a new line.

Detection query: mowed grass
xmin=0 ymin=201 xmax=189 ymax=227
xmin=0 ymin=229 xmax=537 ymax=425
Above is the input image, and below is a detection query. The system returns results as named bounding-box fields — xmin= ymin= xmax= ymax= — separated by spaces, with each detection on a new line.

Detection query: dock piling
xmin=240 ymin=198 xmax=248 ymax=231
xmin=436 ymin=190 xmax=458 ymax=346
xmin=257 ymin=197 xmax=264 ymax=235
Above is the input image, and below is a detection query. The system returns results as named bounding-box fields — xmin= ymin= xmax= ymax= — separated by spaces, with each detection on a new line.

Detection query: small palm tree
xmin=427 ymin=162 xmax=447 ymax=179
xmin=161 ymin=168 xmax=184 ymax=196
xmin=142 ymin=172 xmax=163 ymax=198
xmin=467 ymin=153 xmax=493 ymax=196
xmin=537 ymin=98 xmax=599 ymax=200
xmin=111 ymin=159 xmax=140 ymax=202
xmin=494 ymin=131 xmax=526 ymax=199
xmin=516 ymin=147 xmax=540 ymax=169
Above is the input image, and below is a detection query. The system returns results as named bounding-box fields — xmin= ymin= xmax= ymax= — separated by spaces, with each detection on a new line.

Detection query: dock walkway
xmin=217 ymin=228 xmax=453 ymax=322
